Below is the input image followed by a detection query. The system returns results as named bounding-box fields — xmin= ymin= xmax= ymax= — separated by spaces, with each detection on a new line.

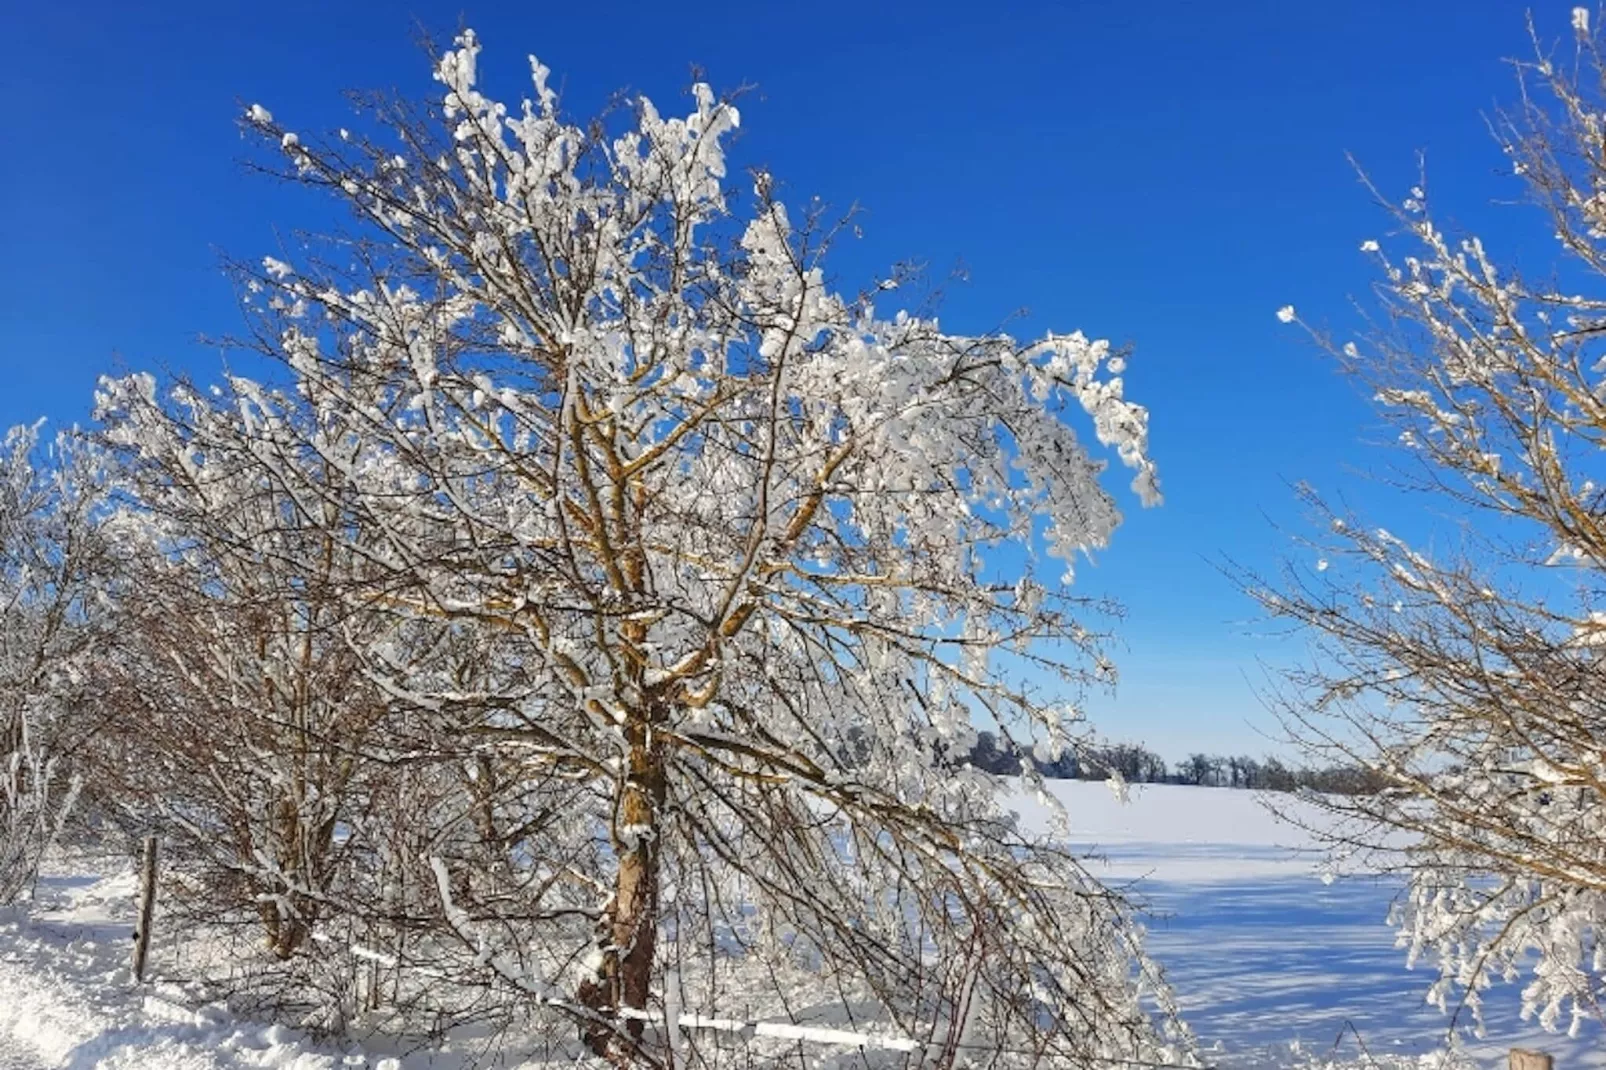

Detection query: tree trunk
xmin=579 ymin=711 xmax=666 ymax=1061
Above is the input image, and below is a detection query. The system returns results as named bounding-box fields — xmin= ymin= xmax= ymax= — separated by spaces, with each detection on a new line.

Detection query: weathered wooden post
xmin=131 ymin=835 xmax=158 ymax=982
xmin=1510 ymin=1049 xmax=1553 ymax=1070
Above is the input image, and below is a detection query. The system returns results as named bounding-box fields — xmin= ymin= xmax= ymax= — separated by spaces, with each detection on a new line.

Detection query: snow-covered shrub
xmin=0 ymin=716 xmax=81 ymax=904
xmin=84 ymin=380 xmax=409 ymax=974
xmin=0 ymin=425 xmax=104 ymax=904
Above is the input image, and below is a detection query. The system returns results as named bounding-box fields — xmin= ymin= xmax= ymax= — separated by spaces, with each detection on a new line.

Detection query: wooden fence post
xmin=131 ymin=835 xmax=158 ymax=982
xmin=1510 ymin=1049 xmax=1553 ymax=1070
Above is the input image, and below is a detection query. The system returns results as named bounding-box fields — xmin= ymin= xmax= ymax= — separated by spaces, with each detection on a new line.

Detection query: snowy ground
xmin=0 ymin=868 xmax=390 ymax=1070
xmin=1023 ymin=781 xmax=1606 ymax=1069
xmin=0 ymin=784 xmax=1598 ymax=1068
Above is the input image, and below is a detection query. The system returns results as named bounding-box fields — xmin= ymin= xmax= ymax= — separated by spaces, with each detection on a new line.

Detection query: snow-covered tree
xmin=1255 ymin=9 xmax=1606 ymax=1038
xmin=0 ymin=425 xmax=107 ymax=903
xmin=104 ymin=31 xmax=1179 ymax=1063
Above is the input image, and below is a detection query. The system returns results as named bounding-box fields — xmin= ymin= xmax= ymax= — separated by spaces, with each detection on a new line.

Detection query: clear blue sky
xmin=0 ymin=0 xmax=1551 ymax=759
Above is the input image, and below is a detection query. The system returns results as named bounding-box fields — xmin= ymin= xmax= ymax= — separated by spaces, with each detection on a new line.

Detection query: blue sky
xmin=0 ymin=0 xmax=1552 ymax=759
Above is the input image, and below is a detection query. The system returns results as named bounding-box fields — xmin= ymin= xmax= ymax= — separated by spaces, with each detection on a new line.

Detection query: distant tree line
xmin=965 ymin=732 xmax=1388 ymax=795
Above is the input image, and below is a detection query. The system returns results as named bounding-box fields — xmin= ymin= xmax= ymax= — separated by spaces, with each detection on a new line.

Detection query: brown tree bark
xmin=578 ymin=706 xmax=666 ymax=1062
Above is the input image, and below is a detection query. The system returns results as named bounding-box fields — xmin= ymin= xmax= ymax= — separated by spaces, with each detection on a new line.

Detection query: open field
xmin=1028 ymin=781 xmax=1606 ymax=1068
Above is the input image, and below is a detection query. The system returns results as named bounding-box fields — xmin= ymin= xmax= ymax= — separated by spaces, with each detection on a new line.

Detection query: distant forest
xmin=965 ymin=732 xmax=1388 ymax=795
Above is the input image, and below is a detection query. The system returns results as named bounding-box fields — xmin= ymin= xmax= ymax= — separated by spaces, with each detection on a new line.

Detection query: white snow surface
xmin=1024 ymin=781 xmax=1606 ymax=1068
xmin=0 ymin=783 xmax=1600 ymax=1068
xmin=0 ymin=870 xmax=393 ymax=1070
xmin=1015 ymin=779 xmax=1329 ymax=882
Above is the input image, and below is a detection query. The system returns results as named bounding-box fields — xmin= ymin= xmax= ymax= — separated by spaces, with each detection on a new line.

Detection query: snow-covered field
xmin=0 ymin=783 xmax=1598 ymax=1068
xmin=1026 ymin=781 xmax=1606 ymax=1069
